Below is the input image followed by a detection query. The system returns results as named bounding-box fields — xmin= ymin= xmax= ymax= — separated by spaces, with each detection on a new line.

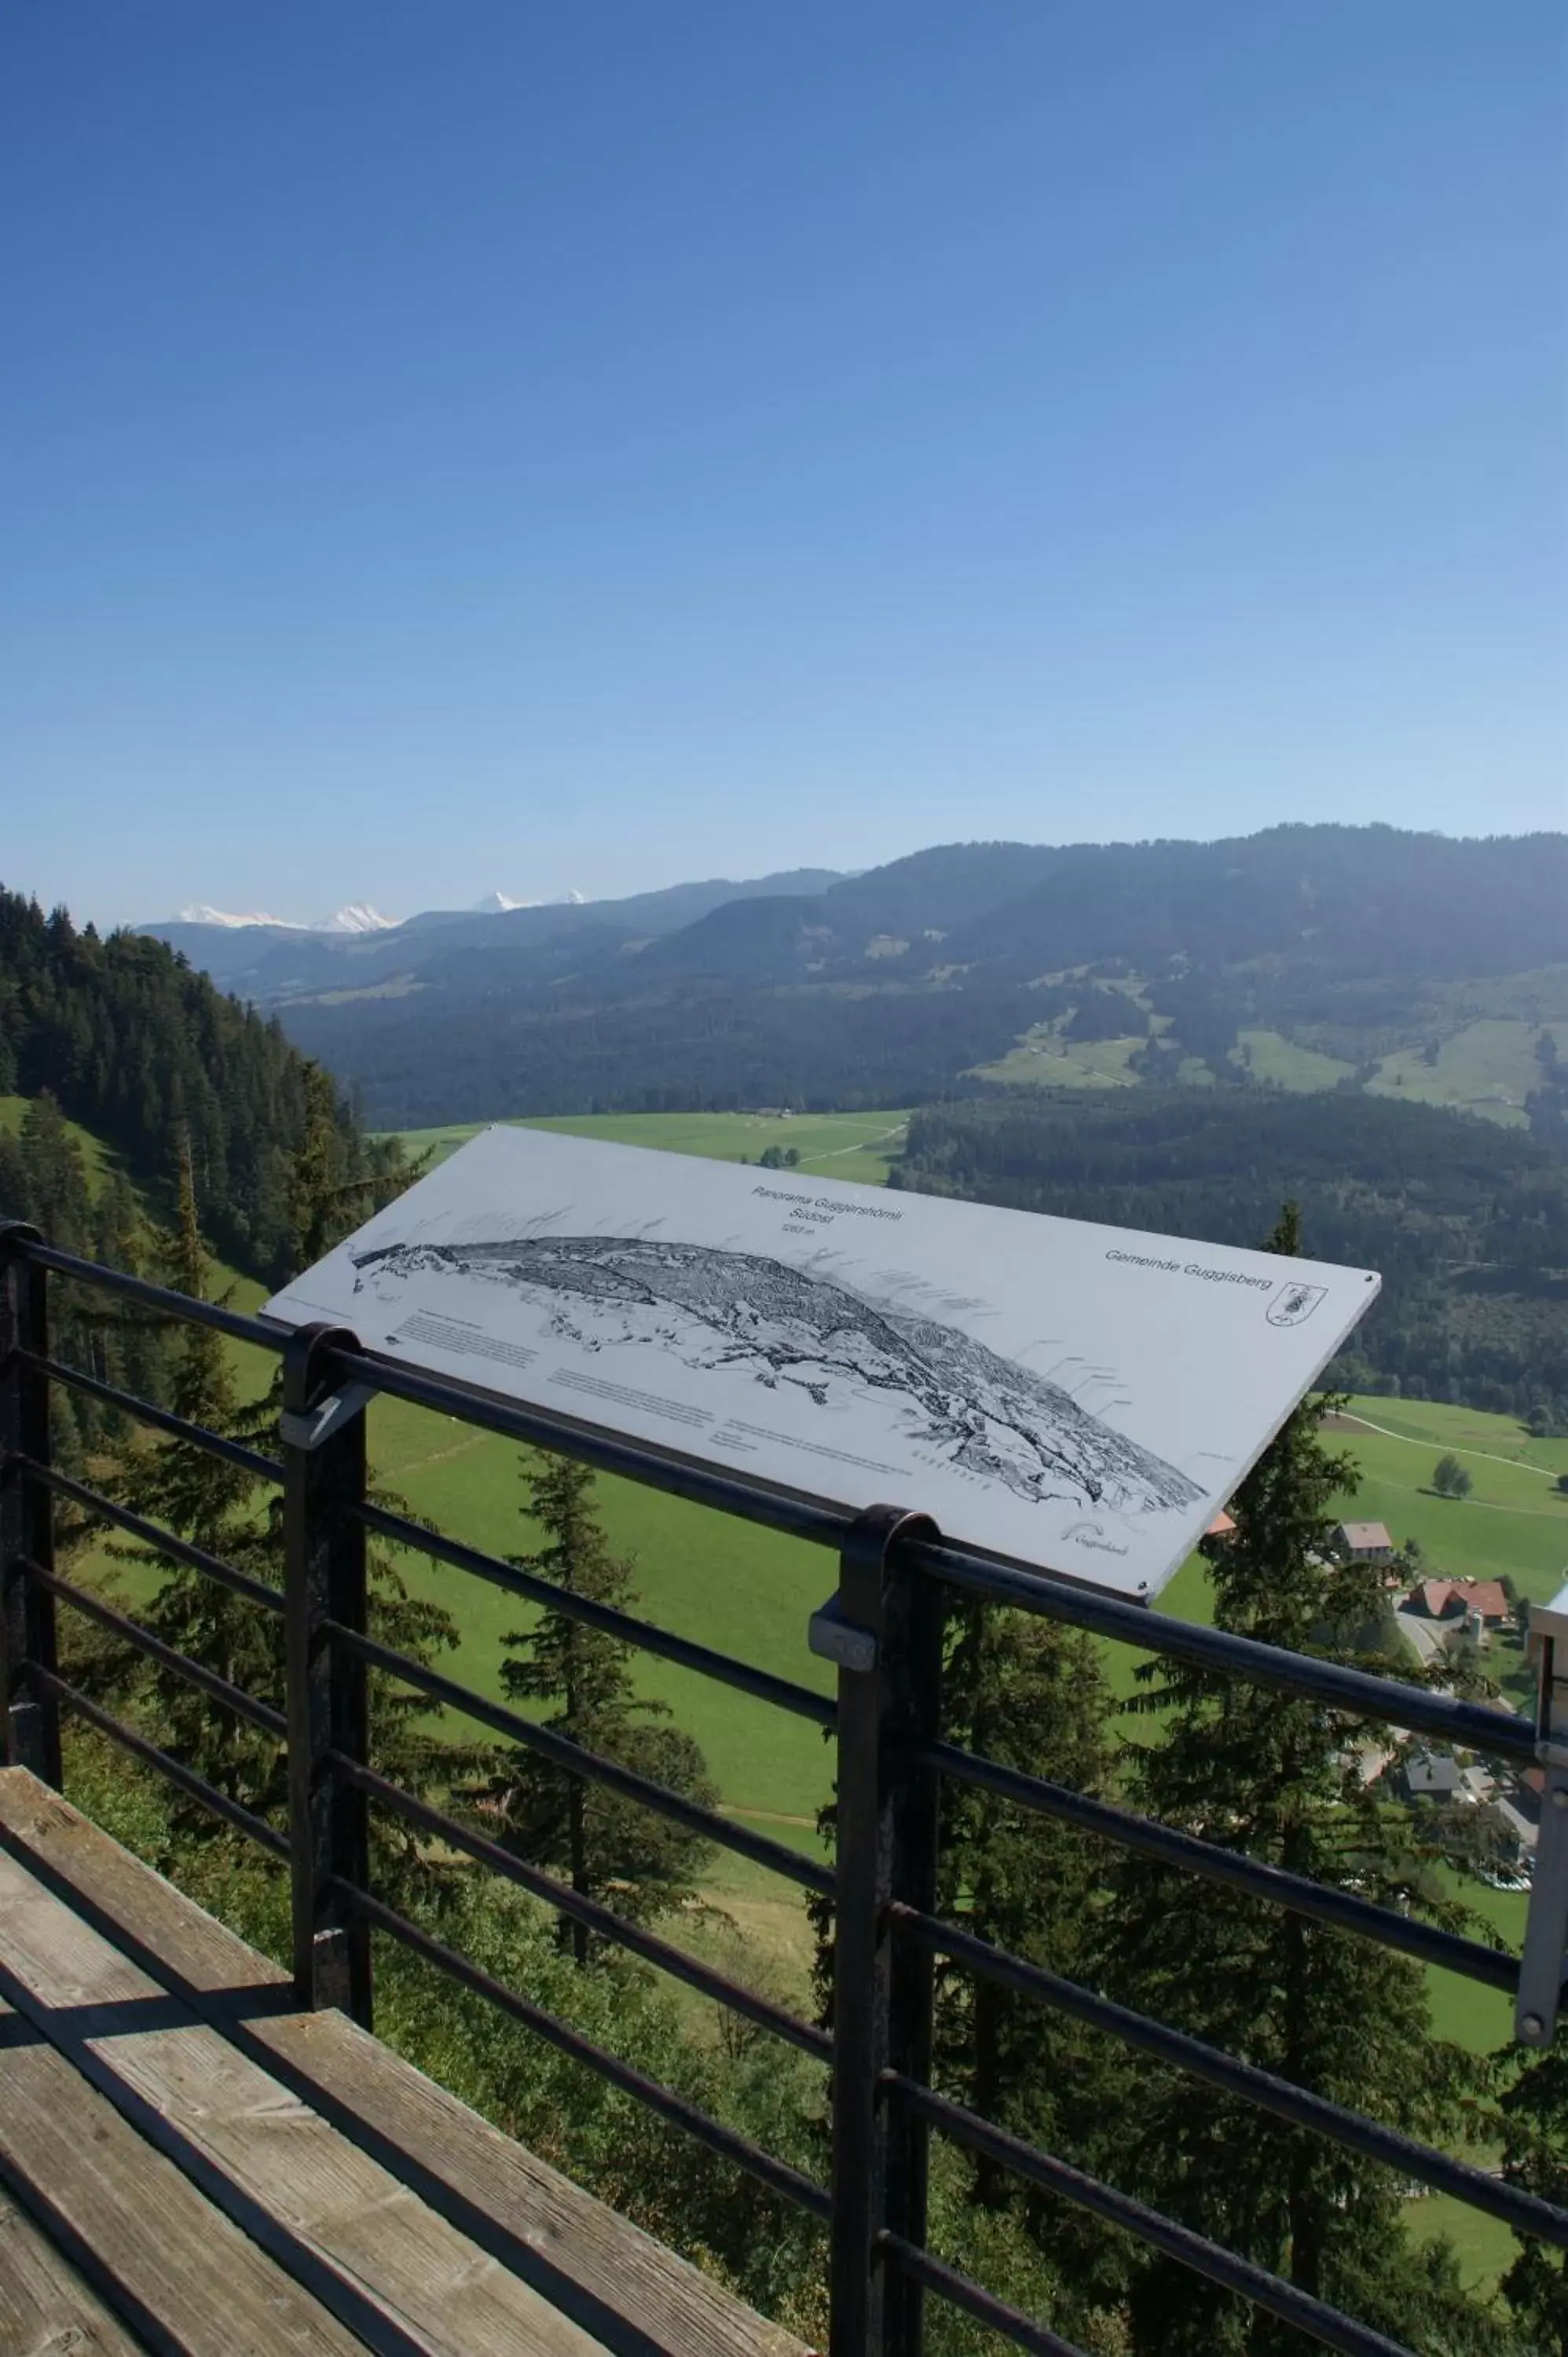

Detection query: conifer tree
xmin=933 ymin=1600 xmax=1134 ymax=2324
xmin=288 ymin=1057 xmax=425 ymax=1268
xmin=0 ymin=1127 xmax=27 ymax=1221
xmin=484 ymin=1450 xmax=716 ymax=1961
xmin=228 ymin=1102 xmax=474 ymax=1919
xmin=108 ymin=1139 xmax=286 ymax=1837
xmin=1099 ymin=1207 xmax=1497 ymax=2355
xmin=1497 ymin=2047 xmax=1568 ymax=2352
xmin=90 ymin=1165 xmax=167 ymax=1411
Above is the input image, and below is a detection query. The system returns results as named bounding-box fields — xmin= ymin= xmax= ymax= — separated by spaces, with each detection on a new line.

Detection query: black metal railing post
xmin=817 ymin=1505 xmax=944 ymax=2357
xmin=281 ymin=1322 xmax=372 ymax=2026
xmin=0 ymin=1223 xmax=60 ymax=1784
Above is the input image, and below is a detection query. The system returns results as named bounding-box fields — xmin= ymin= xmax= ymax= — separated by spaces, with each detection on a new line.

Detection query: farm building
xmin=1334 ymin=1520 xmax=1394 ymax=1563
xmin=1409 ymin=1578 xmax=1510 ymax=1627
xmin=1400 ymin=1749 xmax=1464 ymax=1802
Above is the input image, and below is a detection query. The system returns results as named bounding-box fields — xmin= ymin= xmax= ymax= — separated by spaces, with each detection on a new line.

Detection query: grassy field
xmin=0 ymin=1092 xmax=125 ymax=1189
xmin=1368 ymin=1019 xmax=1544 ymax=1129
xmin=1323 ymin=1402 xmax=1568 ymax=1602
xmin=390 ymin=1108 xmax=910 ymax=1186
xmin=973 ymin=1024 xmax=1145 ymax=1088
xmin=1229 ymin=1029 xmax=1354 ymax=1091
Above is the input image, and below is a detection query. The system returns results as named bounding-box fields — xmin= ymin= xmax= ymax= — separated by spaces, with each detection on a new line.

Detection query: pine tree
xmin=288 ymin=1057 xmax=426 ymax=1269
xmin=1099 ymin=1206 xmax=1497 ymax=2355
xmin=89 ymin=1165 xmax=167 ymax=1412
xmin=228 ymin=1105 xmax=475 ymax=1922
xmin=483 ymin=1451 xmax=716 ymax=1961
xmin=107 ymin=1140 xmax=285 ymax=1838
xmin=1497 ymin=2048 xmax=1568 ymax=2352
xmin=932 ymin=1600 xmax=1135 ymax=2326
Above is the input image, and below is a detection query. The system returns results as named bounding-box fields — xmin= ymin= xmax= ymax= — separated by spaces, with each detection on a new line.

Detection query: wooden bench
xmin=0 ymin=1767 xmax=815 ymax=2357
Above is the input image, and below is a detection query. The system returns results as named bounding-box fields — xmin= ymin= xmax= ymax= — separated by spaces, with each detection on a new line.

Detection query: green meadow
xmin=0 ymin=1091 xmax=123 ymax=1188
xmin=973 ymin=1028 xmax=1146 ymax=1088
xmin=389 ymin=1107 xmax=910 ymax=1188
xmin=1368 ymin=1018 xmax=1545 ymax=1130
xmin=1229 ymin=1028 xmax=1354 ymax=1091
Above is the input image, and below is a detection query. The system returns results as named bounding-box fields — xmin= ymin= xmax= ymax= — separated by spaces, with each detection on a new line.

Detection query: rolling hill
xmin=185 ymin=823 xmax=1568 ymax=1142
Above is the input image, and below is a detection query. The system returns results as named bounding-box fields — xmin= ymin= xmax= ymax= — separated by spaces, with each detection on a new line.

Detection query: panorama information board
xmin=264 ymin=1124 xmax=1379 ymax=1601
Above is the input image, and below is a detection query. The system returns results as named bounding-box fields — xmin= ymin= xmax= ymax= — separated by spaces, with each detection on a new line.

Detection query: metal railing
xmin=2 ymin=1218 xmax=1565 ymax=2357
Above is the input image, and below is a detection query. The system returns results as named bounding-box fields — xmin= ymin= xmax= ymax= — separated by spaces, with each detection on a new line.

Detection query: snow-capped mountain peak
xmin=470 ymin=889 xmax=585 ymax=914
xmin=310 ymin=903 xmax=399 ymax=934
xmin=174 ymin=903 xmax=296 ymax=929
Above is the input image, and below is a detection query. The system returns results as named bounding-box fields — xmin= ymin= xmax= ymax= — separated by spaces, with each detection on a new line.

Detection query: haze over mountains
xmin=162 ymin=889 xmax=594 ymax=938
xmin=140 ymin=826 xmax=1568 ymax=1145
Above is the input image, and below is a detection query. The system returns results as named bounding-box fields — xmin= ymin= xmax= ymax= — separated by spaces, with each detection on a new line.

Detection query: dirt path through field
xmin=383 ymin=1430 xmax=490 ymax=1478
xmin=1332 ymin=1409 xmax=1561 ymax=1485
xmin=794 ymin=1120 xmax=908 ymax=1171
xmin=720 ymin=1804 xmax=817 ymax=1828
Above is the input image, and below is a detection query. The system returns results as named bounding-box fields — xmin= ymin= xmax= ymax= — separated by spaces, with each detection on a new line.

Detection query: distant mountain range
xmin=171 ymin=900 xmax=401 ymax=935
xmin=138 ymin=869 xmax=851 ymax=992
xmin=159 ymin=889 xmax=591 ymax=937
xmin=140 ymin=827 xmax=1568 ymax=1145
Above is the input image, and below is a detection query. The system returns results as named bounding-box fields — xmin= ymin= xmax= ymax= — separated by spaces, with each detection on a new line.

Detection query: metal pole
xmin=1517 ymin=1580 xmax=1568 ymax=2045
xmin=281 ymin=1321 xmax=372 ymax=2026
xmin=0 ymin=1224 xmax=61 ymax=1783
xmin=815 ymin=1505 xmax=943 ymax=2357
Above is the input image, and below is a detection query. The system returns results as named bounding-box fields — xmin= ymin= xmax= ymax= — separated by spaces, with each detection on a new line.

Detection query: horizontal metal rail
xmin=31 ymin=1666 xmax=289 ymax=1860
xmin=339 ymin=1879 xmax=834 ymax=2223
xmin=357 ymin=1496 xmax=835 ymax=1729
xmin=909 ymin=1539 xmax=1540 ymax=1767
xmin=877 ymin=2236 xmax=1089 ymax=2357
xmin=885 ymin=2074 xmax=1416 ymax=2357
xmin=19 ymin=1240 xmax=291 ymax=1351
xmin=20 ymin=1558 xmax=285 ymax=1740
xmin=21 ymin=1349 xmax=281 ymax=1483
xmin=337 ymin=1754 xmax=833 ymax=2062
xmin=18 ymin=1234 xmax=1542 ymax=1763
xmin=12 ymin=1223 xmax=1546 ymax=2357
xmin=10 ymin=1458 xmax=286 ymax=1617
xmin=328 ymin=1619 xmax=836 ymax=1896
xmin=322 ymin=1336 xmax=852 ymax=1550
xmin=924 ymin=1741 xmax=1519 ymax=1992
xmin=894 ymin=1906 xmax=1567 ymax=2245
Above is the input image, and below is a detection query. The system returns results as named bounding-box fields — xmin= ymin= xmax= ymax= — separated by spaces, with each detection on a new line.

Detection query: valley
xmin=141 ymin=827 xmax=1568 ymax=1149
xmin=9 ymin=872 xmax=1567 ymax=2322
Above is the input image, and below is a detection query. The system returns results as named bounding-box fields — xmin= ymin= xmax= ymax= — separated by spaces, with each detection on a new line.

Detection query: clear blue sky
xmin=3 ymin=3 xmax=1563 ymax=929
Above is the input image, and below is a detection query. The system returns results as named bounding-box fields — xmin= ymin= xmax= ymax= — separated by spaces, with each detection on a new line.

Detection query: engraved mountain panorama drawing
xmin=350 ymin=1232 xmax=1204 ymax=1519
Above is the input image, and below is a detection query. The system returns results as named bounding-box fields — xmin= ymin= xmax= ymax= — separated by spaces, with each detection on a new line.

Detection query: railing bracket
xmin=280 ymin=1383 xmax=375 ymax=1453
xmin=808 ymin=1592 xmax=877 ymax=1673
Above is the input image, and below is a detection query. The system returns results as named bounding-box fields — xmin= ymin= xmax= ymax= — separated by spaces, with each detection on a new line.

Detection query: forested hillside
xmin=250 ymin=824 xmax=1568 ymax=1134
xmin=0 ymin=885 xmax=389 ymax=1281
xmin=896 ymin=1092 xmax=1568 ymax=1421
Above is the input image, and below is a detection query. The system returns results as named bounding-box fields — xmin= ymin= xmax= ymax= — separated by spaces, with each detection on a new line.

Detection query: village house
xmin=1200 ymin=1508 xmax=1236 ymax=1557
xmin=1408 ymin=1578 xmax=1510 ymax=1629
xmin=1334 ymin=1520 xmax=1394 ymax=1563
xmin=1399 ymin=1748 xmax=1465 ymax=1803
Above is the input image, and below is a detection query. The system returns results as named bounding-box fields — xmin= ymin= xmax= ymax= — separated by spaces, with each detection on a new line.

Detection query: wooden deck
xmin=0 ymin=1769 xmax=813 ymax=2357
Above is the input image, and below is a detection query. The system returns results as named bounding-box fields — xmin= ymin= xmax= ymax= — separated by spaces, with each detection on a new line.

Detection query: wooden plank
xmin=0 ymin=1770 xmax=817 ymax=2357
xmin=0 ymin=2183 xmax=149 ymax=2355
xmin=0 ymin=1839 xmax=606 ymax=2357
xmin=0 ymin=1997 xmax=365 ymax=2357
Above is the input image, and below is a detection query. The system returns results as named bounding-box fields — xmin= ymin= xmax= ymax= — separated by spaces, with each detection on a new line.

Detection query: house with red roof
xmin=1409 ymin=1578 xmax=1510 ymax=1628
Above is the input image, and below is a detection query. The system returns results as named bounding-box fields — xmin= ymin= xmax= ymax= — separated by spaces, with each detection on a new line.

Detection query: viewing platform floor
xmin=0 ymin=1767 xmax=809 ymax=2357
